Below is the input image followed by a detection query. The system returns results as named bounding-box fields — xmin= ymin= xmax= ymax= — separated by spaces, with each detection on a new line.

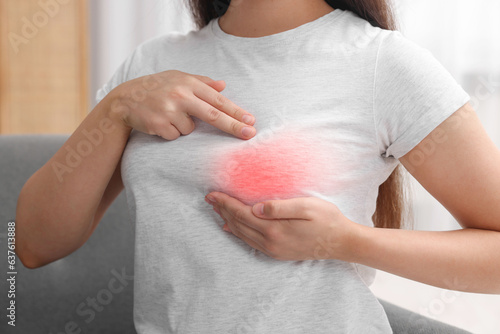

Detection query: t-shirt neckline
xmin=210 ymin=8 xmax=345 ymax=45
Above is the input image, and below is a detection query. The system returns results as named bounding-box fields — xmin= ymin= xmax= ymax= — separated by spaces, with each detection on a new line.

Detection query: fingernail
xmin=242 ymin=115 xmax=255 ymax=125
xmin=242 ymin=126 xmax=255 ymax=138
xmin=253 ymin=203 xmax=264 ymax=215
xmin=206 ymin=195 xmax=216 ymax=203
xmin=223 ymin=225 xmax=232 ymax=233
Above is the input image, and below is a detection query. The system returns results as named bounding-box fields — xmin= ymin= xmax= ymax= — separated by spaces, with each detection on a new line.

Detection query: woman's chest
xmin=122 ymin=106 xmax=379 ymax=208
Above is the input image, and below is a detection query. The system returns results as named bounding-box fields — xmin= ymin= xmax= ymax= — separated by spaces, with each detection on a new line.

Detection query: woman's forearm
xmin=348 ymin=224 xmax=500 ymax=294
xmin=15 ymin=90 xmax=131 ymax=268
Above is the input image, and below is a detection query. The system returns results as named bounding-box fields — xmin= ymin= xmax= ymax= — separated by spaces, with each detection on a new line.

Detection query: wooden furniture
xmin=0 ymin=0 xmax=88 ymax=134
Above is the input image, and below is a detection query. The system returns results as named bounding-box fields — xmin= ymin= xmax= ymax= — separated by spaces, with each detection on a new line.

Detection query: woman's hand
xmin=204 ymin=192 xmax=362 ymax=261
xmin=107 ymin=70 xmax=257 ymax=140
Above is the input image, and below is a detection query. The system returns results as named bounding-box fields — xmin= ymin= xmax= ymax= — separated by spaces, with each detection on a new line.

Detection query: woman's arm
xmin=15 ymin=91 xmax=131 ymax=269
xmin=351 ymin=102 xmax=500 ymax=293
xmin=352 ymin=222 xmax=500 ymax=293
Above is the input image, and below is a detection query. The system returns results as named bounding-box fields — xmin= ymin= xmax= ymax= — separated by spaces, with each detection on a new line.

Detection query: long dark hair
xmin=184 ymin=0 xmax=412 ymax=230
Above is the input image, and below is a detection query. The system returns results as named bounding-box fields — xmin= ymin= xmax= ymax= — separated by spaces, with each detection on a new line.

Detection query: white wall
xmin=88 ymin=1 xmax=500 ymax=333
xmin=88 ymin=0 xmax=194 ymax=108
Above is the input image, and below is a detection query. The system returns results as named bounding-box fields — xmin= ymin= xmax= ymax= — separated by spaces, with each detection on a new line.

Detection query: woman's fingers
xmin=208 ymin=192 xmax=270 ymax=234
xmin=189 ymin=74 xmax=226 ymax=91
xmin=155 ymin=123 xmax=182 ymax=141
xmin=215 ymin=205 xmax=268 ymax=252
xmin=115 ymin=70 xmax=256 ymax=141
xmin=191 ymin=83 xmax=257 ymax=140
xmin=167 ymin=110 xmax=196 ymax=136
xmin=222 ymin=209 xmax=265 ymax=240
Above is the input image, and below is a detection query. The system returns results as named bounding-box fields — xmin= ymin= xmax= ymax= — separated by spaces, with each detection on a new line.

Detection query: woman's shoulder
xmin=331 ymin=9 xmax=392 ymax=52
xmin=333 ymin=9 xmax=426 ymax=54
xmin=134 ymin=24 xmax=211 ymax=57
xmin=95 ymin=24 xmax=213 ymax=100
xmin=122 ymin=24 xmax=213 ymax=77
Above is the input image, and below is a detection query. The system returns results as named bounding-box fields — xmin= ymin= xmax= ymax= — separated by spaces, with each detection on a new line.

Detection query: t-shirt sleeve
xmin=94 ymin=48 xmax=140 ymax=108
xmin=373 ymin=30 xmax=470 ymax=160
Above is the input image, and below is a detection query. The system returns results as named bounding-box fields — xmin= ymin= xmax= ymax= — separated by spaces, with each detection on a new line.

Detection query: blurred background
xmin=1 ymin=0 xmax=499 ymax=333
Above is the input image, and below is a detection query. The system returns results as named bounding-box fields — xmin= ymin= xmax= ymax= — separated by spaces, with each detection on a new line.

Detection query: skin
xmin=217 ymin=0 xmax=335 ymax=38
xmin=206 ymin=1 xmax=500 ymax=294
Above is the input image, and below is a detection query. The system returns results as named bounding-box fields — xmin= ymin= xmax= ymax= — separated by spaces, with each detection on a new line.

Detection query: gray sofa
xmin=0 ymin=134 xmax=471 ymax=334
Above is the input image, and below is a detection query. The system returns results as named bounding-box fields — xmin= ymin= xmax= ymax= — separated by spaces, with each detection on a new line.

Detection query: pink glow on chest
xmin=209 ymin=130 xmax=335 ymax=205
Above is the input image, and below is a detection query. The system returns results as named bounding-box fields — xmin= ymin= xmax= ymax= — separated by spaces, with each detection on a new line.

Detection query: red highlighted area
xmin=209 ymin=128 xmax=336 ymax=206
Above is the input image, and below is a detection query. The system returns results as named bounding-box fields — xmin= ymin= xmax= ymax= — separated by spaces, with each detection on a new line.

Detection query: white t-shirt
xmin=96 ymin=8 xmax=470 ymax=334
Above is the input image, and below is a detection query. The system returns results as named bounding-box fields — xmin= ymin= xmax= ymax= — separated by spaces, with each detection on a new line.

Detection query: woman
xmin=15 ymin=0 xmax=499 ymax=332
